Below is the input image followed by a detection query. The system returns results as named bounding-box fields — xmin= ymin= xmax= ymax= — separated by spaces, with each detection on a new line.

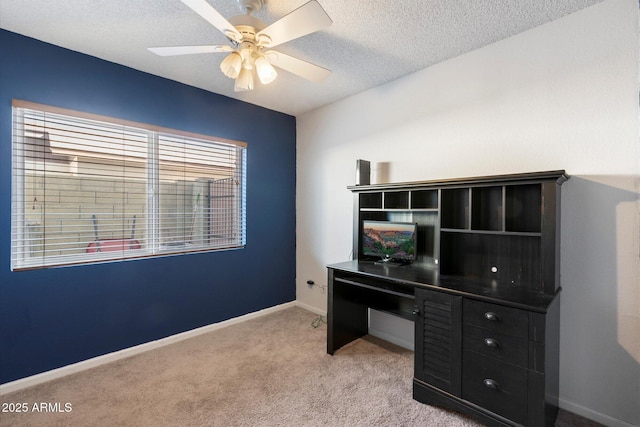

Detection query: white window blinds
xmin=11 ymin=100 xmax=247 ymax=270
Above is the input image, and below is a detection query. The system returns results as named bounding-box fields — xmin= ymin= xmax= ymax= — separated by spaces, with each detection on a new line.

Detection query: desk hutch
xmin=327 ymin=170 xmax=568 ymax=427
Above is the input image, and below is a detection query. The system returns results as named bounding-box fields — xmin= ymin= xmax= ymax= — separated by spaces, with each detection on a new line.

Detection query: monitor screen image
xmin=362 ymin=220 xmax=417 ymax=262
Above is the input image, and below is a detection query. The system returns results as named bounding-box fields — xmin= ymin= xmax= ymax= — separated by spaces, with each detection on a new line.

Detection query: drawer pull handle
xmin=484 ymin=311 xmax=500 ymax=321
xmin=483 ymin=379 xmax=500 ymax=390
xmin=412 ymin=308 xmax=420 ymax=316
xmin=484 ymin=338 xmax=500 ymax=348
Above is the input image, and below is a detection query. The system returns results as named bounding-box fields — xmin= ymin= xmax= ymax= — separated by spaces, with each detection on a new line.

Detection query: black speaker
xmin=356 ymin=159 xmax=370 ymax=185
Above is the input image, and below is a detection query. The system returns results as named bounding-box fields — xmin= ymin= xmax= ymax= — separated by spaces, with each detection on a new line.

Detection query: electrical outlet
xmin=306 ymin=279 xmax=327 ymax=294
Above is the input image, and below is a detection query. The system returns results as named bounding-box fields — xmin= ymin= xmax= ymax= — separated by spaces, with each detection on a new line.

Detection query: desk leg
xmin=327 ymin=270 xmax=368 ymax=355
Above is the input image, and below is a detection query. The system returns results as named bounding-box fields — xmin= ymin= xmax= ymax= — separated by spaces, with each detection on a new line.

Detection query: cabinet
xmin=413 ymin=290 xmax=560 ymax=426
xmin=414 ymin=289 xmax=462 ymax=396
xmin=329 ymin=170 xmax=567 ymax=426
xmin=461 ymin=299 xmax=530 ymax=425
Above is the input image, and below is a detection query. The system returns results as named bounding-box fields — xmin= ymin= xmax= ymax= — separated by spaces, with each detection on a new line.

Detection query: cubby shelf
xmin=361 ymin=208 xmax=439 ymax=213
xmin=440 ymin=228 xmax=542 ymax=237
xmin=349 ymin=170 xmax=568 ymax=294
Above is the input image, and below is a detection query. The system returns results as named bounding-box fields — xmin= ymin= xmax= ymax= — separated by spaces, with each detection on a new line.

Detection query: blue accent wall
xmin=0 ymin=30 xmax=297 ymax=384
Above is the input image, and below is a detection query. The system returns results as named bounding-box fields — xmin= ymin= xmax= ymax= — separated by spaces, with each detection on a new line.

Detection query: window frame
xmin=11 ymin=99 xmax=247 ymax=271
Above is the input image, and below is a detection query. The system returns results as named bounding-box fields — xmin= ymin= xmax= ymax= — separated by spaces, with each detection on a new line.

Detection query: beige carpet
xmin=1 ymin=306 xmax=601 ymax=427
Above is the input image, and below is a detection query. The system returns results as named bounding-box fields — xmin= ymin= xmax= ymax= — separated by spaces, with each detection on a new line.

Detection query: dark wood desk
xmin=329 ymin=171 xmax=566 ymax=426
xmin=327 ymin=260 xmax=560 ymax=427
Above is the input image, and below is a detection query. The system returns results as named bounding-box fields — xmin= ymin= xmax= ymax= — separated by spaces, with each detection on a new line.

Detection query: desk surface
xmin=328 ymin=260 xmax=558 ymax=313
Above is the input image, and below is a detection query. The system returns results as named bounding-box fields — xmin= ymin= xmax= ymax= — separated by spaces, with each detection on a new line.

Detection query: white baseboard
xmin=559 ymin=398 xmax=637 ymax=427
xmin=295 ymin=300 xmax=326 ymax=316
xmin=0 ymin=301 xmax=297 ymax=395
xmin=368 ymin=327 xmax=414 ymax=351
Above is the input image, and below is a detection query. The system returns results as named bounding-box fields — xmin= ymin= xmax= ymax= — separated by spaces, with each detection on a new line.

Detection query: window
xmin=11 ymin=100 xmax=247 ymax=270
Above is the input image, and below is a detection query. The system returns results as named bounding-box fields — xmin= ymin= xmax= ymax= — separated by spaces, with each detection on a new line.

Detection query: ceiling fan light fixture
xmin=255 ymin=56 xmax=277 ymax=85
xmin=153 ymin=0 xmax=333 ymax=91
xmin=220 ymin=52 xmax=242 ymax=79
xmin=234 ymin=67 xmax=254 ymax=91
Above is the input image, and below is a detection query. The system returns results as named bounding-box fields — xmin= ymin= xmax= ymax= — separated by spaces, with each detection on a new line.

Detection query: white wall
xmin=296 ymin=0 xmax=640 ymax=425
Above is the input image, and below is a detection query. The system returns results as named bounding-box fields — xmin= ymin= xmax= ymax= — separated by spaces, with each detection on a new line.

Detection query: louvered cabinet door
xmin=414 ymin=288 xmax=462 ymax=396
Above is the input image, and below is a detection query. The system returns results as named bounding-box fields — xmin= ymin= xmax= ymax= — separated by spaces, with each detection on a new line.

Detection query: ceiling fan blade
xmin=148 ymin=45 xmax=232 ymax=56
xmin=257 ymin=0 xmax=332 ymax=48
xmin=181 ymin=0 xmax=242 ymax=42
xmin=265 ymin=51 xmax=330 ymax=83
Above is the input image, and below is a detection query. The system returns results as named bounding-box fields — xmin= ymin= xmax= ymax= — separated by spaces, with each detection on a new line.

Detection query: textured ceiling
xmin=0 ymin=0 xmax=603 ymax=116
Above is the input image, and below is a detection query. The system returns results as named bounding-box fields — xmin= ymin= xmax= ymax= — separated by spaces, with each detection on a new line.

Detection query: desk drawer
xmin=463 ymin=299 xmax=527 ymax=337
xmin=463 ymin=324 xmax=528 ymax=367
xmin=462 ymin=351 xmax=527 ymax=425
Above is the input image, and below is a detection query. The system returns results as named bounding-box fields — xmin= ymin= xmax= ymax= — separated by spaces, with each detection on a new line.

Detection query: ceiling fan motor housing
xmin=228 ymin=14 xmax=271 ymax=47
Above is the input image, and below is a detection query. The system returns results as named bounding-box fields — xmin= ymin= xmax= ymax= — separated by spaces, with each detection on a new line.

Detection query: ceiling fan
xmin=149 ymin=0 xmax=332 ymax=91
